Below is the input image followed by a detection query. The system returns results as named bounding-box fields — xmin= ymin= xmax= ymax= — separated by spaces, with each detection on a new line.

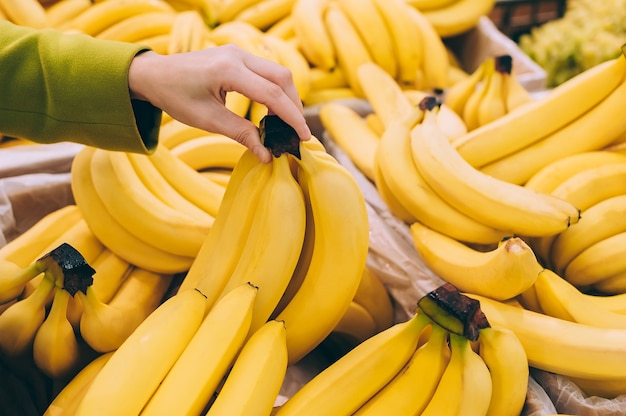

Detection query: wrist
xmin=128 ymin=50 xmax=160 ymax=102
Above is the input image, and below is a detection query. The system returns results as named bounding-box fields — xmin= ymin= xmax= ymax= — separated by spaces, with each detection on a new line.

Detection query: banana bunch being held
xmin=276 ymin=283 xmax=528 ymax=416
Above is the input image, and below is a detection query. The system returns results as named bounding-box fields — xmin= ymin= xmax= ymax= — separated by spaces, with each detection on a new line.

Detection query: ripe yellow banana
xmin=331 ymin=301 xmax=378 ymax=345
xmin=88 ymin=248 xmax=132 ymax=305
xmin=335 ymin=0 xmax=397 ymax=79
xmin=90 ymin=149 xmax=210 ymax=258
xmin=462 ymin=57 xmax=494 ymax=130
xmin=74 ymin=288 xmax=208 ymax=416
xmin=233 ymin=0 xmax=295 ymax=30
xmin=376 ymin=105 xmax=510 ymax=244
xmin=354 ymin=322 xmax=450 ymax=415
xmin=208 ymin=0 xmax=263 ymax=24
xmin=78 ymin=268 xmax=174 ymax=353
xmin=323 ymin=2 xmax=372 ymax=97
xmin=371 ymin=0 xmax=423 ymax=85
xmin=141 ymin=282 xmax=257 ymax=416
xmin=0 ymin=260 xmax=31 ymax=305
xmin=593 ymin=270 xmax=626 ymax=294
xmin=181 ymin=153 xmax=271 ymax=308
xmin=443 ymin=58 xmax=487 ymax=117
xmin=276 ymin=145 xmax=369 ymax=365
xmin=551 ymin=195 xmax=626 ymax=275
xmin=372 ymin=155 xmax=415 ymax=223
xmin=453 ymin=54 xmax=626 ymax=168
xmin=0 ymin=0 xmax=47 ymax=28
xmin=95 ymin=11 xmax=176 ymax=43
xmin=319 ymin=101 xmax=379 ymax=181
xmin=43 ymin=352 xmax=113 ymax=416
xmin=262 ymin=33 xmax=312 ymax=101
xmin=410 ymin=221 xmax=542 ymax=300
xmin=404 ymin=88 xmax=469 ymax=141
xmin=481 ymin=74 xmax=626 ymax=185
xmin=63 ymin=0 xmax=175 ymax=36
xmin=564 ymin=231 xmax=626 ymax=289
xmin=218 ymin=153 xmax=306 ymax=332
xmin=206 ymin=320 xmax=288 ymax=416
xmin=477 ymin=325 xmax=529 ymax=416
xmin=265 ymin=14 xmax=295 ymax=39
xmin=167 ymin=9 xmax=210 ymax=54
xmin=290 ymin=0 xmax=335 ymax=71
xmin=420 ymin=0 xmax=496 ymax=38
xmin=410 ymin=103 xmax=580 ymax=237
xmin=45 ymin=0 xmax=92 ymax=29
xmin=421 ymin=332 xmax=492 ymax=416
xmin=477 ymin=58 xmax=507 ymax=127
xmin=405 ymin=0 xmax=458 ymax=11
xmin=70 ymin=147 xmax=195 ymax=273
xmin=501 ymin=58 xmax=534 ymax=112
xmin=33 ymin=287 xmax=81 ymax=379
xmin=169 ymin=134 xmax=246 ymax=172
xmin=275 ymin=312 xmax=432 ymax=415
xmin=352 ymin=266 xmax=395 ymax=333
xmin=158 ymin=118 xmax=208 ymax=149
xmin=0 ymin=273 xmax=55 ymax=357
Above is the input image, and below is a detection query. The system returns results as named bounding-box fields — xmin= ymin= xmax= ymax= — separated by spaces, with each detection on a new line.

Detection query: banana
xmin=88 ymin=248 xmax=132 ymax=305
xmin=593 ymin=271 xmax=626 ymax=294
xmin=78 ymin=268 xmax=174 ymax=353
xmin=421 ymin=332 xmax=492 ymax=416
xmin=74 ymin=288 xmax=208 ymax=416
xmin=169 ymin=134 xmax=245 ymax=174
xmin=290 ymin=0 xmax=335 ymax=71
xmin=309 ymin=66 xmax=347 ymax=91
xmin=158 ymin=119 xmax=209 ymax=149
xmin=410 ymin=221 xmax=542 ymax=300
xmin=0 ymin=273 xmax=55 ymax=357
xmin=420 ymin=0 xmax=496 ymax=38
xmin=141 ymin=282 xmax=257 ymax=416
xmin=352 ymin=266 xmax=395 ymax=333
xmin=323 ymin=2 xmax=372 ymax=97
xmin=63 ymin=0 xmax=175 ymax=36
xmin=139 ymin=33 xmax=172 ymax=55
xmin=127 ymin=151 xmax=215 ymax=224
xmin=501 ymin=56 xmax=534 ymax=112
xmin=0 ymin=260 xmax=32 ymax=305
xmin=404 ymin=89 xmax=468 ymax=141
xmin=70 ymin=147 xmax=195 ymax=274
xmin=249 ymin=100 xmax=268 ymax=127
xmin=167 ymin=9 xmax=209 ymax=54
xmin=302 ymin=87 xmax=358 ymax=106
xmin=410 ymin=102 xmax=580 ymax=237
xmin=208 ymin=0 xmax=263 ymax=25
xmin=371 ymin=0 xmax=423 ymax=85
xmin=477 ymin=325 xmax=529 ymax=416
xmin=275 ymin=312 xmax=432 ymax=415
xmin=354 ymin=322 xmax=450 ymax=415
xmin=218 ymin=153 xmax=306 ymax=333
xmin=90 ymin=149 xmax=210 ymax=258
xmin=205 ymin=320 xmax=288 ymax=416
xmin=406 ymin=5 xmax=450 ymax=91
xmin=534 ymin=268 xmax=626 ymax=329
xmin=372 ymin=154 xmax=416 ymax=223
xmin=476 ymin=57 xmax=507 ymax=127
xmin=330 ymin=301 xmax=378 ymax=345
xmin=0 ymin=0 xmax=46 ymax=28
xmin=376 ymin=104 xmax=510 ymax=244
xmin=452 ymin=54 xmax=626 ymax=168
xmin=462 ymin=57 xmax=493 ymax=131
xmin=178 ymin=150 xmax=270 ymax=302
xmin=365 ymin=112 xmax=385 ymax=137
xmin=45 ymin=0 xmax=92 ymax=29
xmin=480 ymin=74 xmax=626 ymax=185
xmin=524 ymin=150 xmax=626 ymax=193
xmin=32 ymin=287 xmax=81 ymax=379
xmin=43 ymin=352 xmax=113 ymax=416
xmin=233 ymin=0 xmax=295 ymax=30
xmin=0 ymin=205 xmax=82 ymax=268
xmin=443 ymin=58 xmax=487 ymax=117
xmin=405 ymin=0 xmax=458 ymax=11
xmin=95 ymin=11 xmax=176 ymax=43
xmin=265 ymin=14 xmax=295 ymax=39
xmin=335 ymin=0 xmax=397 ymax=79
xmin=551 ymin=195 xmax=626 ymax=275
xmin=276 ymin=145 xmax=369 ymax=365
xmin=319 ymin=101 xmax=379 ymax=181
xmin=564 ymin=231 xmax=626 ymax=289
xmin=262 ymin=33 xmax=312 ymax=101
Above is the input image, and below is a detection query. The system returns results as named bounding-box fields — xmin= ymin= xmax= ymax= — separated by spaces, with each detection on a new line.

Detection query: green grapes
xmin=519 ymin=0 xmax=625 ymax=87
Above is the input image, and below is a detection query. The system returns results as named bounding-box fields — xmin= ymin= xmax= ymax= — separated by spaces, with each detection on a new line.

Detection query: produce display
xmin=2 ymin=0 xmax=626 ymax=415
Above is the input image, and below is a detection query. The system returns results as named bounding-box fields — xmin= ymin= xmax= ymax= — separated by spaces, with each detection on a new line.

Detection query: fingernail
xmin=253 ymin=145 xmax=271 ymax=163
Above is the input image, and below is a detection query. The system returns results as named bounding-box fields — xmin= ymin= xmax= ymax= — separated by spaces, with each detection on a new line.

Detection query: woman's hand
xmin=128 ymin=44 xmax=311 ymax=163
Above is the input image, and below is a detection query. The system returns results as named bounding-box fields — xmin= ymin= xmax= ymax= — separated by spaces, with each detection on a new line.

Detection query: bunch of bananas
xmin=275 ymin=283 xmax=528 ymax=416
xmin=406 ymin=0 xmax=497 ymax=38
xmin=444 ymin=54 xmax=534 ymax=131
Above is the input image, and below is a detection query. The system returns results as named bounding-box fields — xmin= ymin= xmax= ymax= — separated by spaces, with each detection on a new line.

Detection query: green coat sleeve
xmin=0 ymin=20 xmax=161 ymax=153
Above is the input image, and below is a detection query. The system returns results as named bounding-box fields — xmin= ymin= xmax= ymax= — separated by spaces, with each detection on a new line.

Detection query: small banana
xmin=290 ymin=0 xmax=335 ymax=71
xmin=0 ymin=0 xmax=46 ymax=28
xmin=564 ymin=232 xmax=626 ymax=290
xmin=420 ymin=0 xmax=495 ymax=38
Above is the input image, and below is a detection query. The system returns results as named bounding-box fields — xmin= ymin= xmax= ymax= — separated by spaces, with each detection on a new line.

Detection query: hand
xmin=128 ymin=44 xmax=311 ymax=163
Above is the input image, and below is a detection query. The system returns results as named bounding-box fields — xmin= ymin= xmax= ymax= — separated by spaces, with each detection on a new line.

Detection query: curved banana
xmin=0 ymin=260 xmax=32 ymax=305
xmin=209 ymin=0 xmax=263 ymax=25
xmin=593 ymin=271 xmax=626 ymax=294
xmin=480 ymin=73 xmax=626 ymax=185
xmin=158 ymin=119 xmax=208 ymax=149
xmin=478 ymin=325 xmax=529 ymax=416
xmin=352 ymin=266 xmax=395 ymax=332
xmin=275 ymin=312 xmax=432 ymax=415
xmin=477 ymin=58 xmax=507 ymax=127
xmin=276 ymin=145 xmax=369 ymax=365
xmin=421 ymin=0 xmax=496 ymax=38
xmin=319 ymin=101 xmax=378 ymax=181
xmin=70 ymin=147 xmax=195 ymax=274
xmin=309 ymin=66 xmax=348 ymax=91
xmin=331 ymin=301 xmax=378 ymax=345
xmin=421 ymin=332 xmax=492 ymax=416
xmin=167 ymin=9 xmax=210 ymax=54
xmin=95 ymin=11 xmax=176 ymax=43
xmin=564 ymin=231 xmax=626 ymax=289
xmin=443 ymin=58 xmax=487 ymax=117
xmin=88 ymin=248 xmax=132 ymax=305
xmin=404 ymin=88 xmax=469 ymax=141
xmin=355 ymin=322 xmax=450 ymax=415
xmin=551 ymin=195 xmax=626 ymax=274
xmin=233 ymin=0 xmax=295 ymax=30
xmin=372 ymin=154 xmax=415 ymax=223
xmin=169 ymin=135 xmax=246 ymax=173
xmin=218 ymin=153 xmax=306 ymax=333
xmin=335 ymin=0 xmax=397 ymax=79
xmin=452 ymin=54 xmax=626 ymax=168
xmin=524 ymin=150 xmax=626 ymax=193
xmin=290 ymin=0 xmax=335 ymax=71
xmin=410 ymin=221 xmax=542 ymax=300
xmin=45 ymin=0 xmax=92 ymax=29
xmin=33 ymin=287 xmax=80 ymax=379
xmin=411 ymin=103 xmax=580 ymax=237
xmin=205 ymin=320 xmax=288 ymax=416
xmin=462 ymin=57 xmax=493 ymax=131
xmin=74 ymin=288 xmax=208 ymax=416
xmin=0 ymin=0 xmax=46 ymax=28
xmin=90 ymin=149 xmax=210 ymax=258
xmin=262 ymin=33 xmax=312 ymax=101
xmin=141 ymin=282 xmax=257 ymax=416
